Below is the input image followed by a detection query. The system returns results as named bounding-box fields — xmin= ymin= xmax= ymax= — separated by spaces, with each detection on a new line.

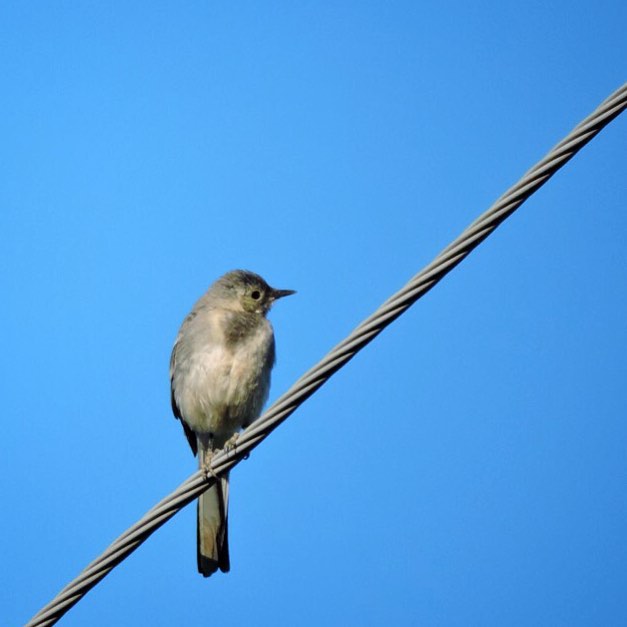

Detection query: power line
xmin=26 ymin=82 xmax=627 ymax=626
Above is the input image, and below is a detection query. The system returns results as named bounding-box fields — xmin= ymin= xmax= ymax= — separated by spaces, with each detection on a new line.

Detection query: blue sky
xmin=2 ymin=3 xmax=626 ymax=626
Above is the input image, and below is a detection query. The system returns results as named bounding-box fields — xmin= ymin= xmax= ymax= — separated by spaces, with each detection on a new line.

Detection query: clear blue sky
xmin=2 ymin=3 xmax=626 ymax=626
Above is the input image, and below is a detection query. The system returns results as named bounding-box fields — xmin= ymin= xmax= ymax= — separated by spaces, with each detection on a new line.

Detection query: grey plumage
xmin=170 ymin=269 xmax=294 ymax=576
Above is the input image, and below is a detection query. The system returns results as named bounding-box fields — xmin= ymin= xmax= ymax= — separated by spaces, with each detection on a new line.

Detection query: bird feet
xmin=224 ymin=433 xmax=250 ymax=460
xmin=201 ymin=451 xmax=219 ymax=481
xmin=223 ymin=433 xmax=240 ymax=452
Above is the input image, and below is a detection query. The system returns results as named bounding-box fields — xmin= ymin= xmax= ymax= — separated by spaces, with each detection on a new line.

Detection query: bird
xmin=170 ymin=269 xmax=295 ymax=577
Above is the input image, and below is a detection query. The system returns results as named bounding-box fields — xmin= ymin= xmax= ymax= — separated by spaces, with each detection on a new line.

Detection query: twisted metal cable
xmin=27 ymin=82 xmax=627 ymax=626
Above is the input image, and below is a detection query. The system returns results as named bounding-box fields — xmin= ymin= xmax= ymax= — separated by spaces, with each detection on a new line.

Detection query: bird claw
xmin=224 ymin=433 xmax=250 ymax=460
xmin=202 ymin=451 xmax=218 ymax=481
xmin=224 ymin=433 xmax=240 ymax=452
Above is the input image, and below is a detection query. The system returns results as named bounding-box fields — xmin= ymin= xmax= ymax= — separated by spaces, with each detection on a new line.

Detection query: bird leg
xmin=199 ymin=435 xmax=219 ymax=481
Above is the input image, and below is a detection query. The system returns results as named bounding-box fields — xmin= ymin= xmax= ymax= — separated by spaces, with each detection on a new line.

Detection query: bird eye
xmin=251 ymin=290 xmax=261 ymax=300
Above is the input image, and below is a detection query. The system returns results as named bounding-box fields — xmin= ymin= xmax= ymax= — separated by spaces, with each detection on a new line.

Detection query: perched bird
xmin=170 ymin=270 xmax=295 ymax=577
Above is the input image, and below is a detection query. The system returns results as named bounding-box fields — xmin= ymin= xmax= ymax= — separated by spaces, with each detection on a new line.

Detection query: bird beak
xmin=271 ymin=288 xmax=296 ymax=300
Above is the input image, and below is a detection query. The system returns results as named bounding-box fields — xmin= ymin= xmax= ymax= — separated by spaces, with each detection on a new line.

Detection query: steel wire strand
xmin=26 ymin=82 xmax=627 ymax=627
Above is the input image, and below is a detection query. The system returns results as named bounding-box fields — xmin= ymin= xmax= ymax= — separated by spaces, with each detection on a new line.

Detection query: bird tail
xmin=197 ymin=455 xmax=230 ymax=577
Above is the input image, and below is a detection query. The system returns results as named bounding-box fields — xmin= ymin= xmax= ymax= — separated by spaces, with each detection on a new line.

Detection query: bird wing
xmin=170 ymin=311 xmax=199 ymax=456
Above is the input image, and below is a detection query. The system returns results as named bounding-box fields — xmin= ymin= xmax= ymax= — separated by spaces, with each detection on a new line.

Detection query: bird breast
xmin=174 ymin=309 xmax=275 ymax=441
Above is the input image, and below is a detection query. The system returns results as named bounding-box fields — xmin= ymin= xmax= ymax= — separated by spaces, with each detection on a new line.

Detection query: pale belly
xmin=174 ymin=326 xmax=273 ymax=441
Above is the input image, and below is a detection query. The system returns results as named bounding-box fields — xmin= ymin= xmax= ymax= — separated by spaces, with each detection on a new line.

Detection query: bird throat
xmin=222 ymin=310 xmax=264 ymax=348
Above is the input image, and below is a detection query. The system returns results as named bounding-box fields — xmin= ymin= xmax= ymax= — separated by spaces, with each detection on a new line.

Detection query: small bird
xmin=170 ymin=270 xmax=295 ymax=577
